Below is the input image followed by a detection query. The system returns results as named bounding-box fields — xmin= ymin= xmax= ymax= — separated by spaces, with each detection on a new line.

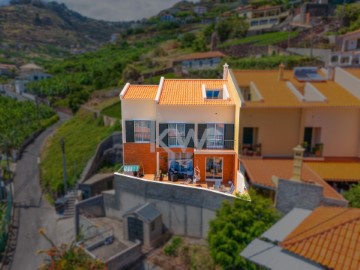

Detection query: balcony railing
xmin=241 ymin=144 xmax=262 ymax=156
xmin=202 ymin=140 xmax=234 ymax=150
xmin=304 ymin=143 xmax=324 ymax=158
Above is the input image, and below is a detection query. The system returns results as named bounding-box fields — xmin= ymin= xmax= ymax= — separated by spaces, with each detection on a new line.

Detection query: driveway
xmin=11 ymin=112 xmax=74 ymax=270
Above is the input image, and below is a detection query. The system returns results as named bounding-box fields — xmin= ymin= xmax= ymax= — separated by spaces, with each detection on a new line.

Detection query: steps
xmin=62 ymin=191 xmax=78 ymax=218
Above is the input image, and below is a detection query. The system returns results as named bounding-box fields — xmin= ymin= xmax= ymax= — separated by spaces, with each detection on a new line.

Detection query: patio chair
xmin=227 ymin=183 xmax=235 ymax=194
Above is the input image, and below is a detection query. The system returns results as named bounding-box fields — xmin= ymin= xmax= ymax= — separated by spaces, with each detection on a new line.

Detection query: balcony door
xmin=206 ymin=157 xmax=223 ymax=181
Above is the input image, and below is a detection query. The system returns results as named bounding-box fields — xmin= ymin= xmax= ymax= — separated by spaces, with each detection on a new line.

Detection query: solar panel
xmin=294 ymin=67 xmax=326 ymax=82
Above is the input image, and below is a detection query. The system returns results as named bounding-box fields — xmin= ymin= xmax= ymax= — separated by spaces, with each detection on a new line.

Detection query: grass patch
xmin=227 ymin=55 xmax=319 ymax=70
xmin=101 ymin=102 xmax=121 ymax=119
xmin=40 ymin=110 xmax=118 ymax=196
xmin=220 ymin=31 xmax=298 ymax=47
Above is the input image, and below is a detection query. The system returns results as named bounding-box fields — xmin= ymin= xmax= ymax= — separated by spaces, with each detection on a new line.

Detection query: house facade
xmin=173 ymin=51 xmax=225 ymax=74
xmin=15 ymin=63 xmax=51 ymax=94
xmin=120 ymin=65 xmax=241 ymax=187
xmin=330 ymin=29 xmax=360 ymax=67
xmin=237 ymin=5 xmax=289 ymax=31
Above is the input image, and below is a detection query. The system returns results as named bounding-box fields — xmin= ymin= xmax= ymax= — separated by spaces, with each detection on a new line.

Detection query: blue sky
xmin=0 ymin=0 xmax=199 ymax=21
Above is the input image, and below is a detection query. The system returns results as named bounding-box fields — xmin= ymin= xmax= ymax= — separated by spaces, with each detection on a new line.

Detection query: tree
xmin=180 ymin=32 xmax=196 ymax=48
xmin=336 ymin=3 xmax=360 ymax=32
xmin=192 ymin=34 xmax=208 ymax=52
xmin=122 ymin=64 xmax=142 ymax=84
xmin=344 ymin=184 xmax=360 ymax=208
xmin=208 ymin=190 xmax=280 ymax=269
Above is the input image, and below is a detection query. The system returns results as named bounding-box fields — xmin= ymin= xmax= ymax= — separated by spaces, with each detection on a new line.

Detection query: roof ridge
xmin=164 ymin=78 xmax=226 ymax=81
xmin=282 ymin=210 xmax=360 ymax=247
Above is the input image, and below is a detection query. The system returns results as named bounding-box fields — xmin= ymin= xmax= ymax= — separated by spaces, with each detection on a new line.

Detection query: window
xmin=357 ymin=38 xmax=360 ymax=49
xmin=168 ymin=123 xmax=185 ymax=146
xmin=340 ymin=56 xmax=350 ymax=64
xmin=207 ymin=124 xmax=224 ymax=149
xmin=134 ymin=120 xmax=151 ymax=142
xmin=242 ymin=127 xmax=258 ymax=145
xmin=206 ymin=89 xmax=222 ymax=99
xmin=206 ymin=157 xmax=223 ymax=180
xmin=199 ymin=60 xmax=203 ymax=67
xmin=331 ymin=55 xmax=339 ymax=63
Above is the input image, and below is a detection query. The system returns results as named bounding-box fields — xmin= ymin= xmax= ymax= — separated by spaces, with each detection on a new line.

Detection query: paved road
xmin=11 ymin=112 xmax=71 ymax=270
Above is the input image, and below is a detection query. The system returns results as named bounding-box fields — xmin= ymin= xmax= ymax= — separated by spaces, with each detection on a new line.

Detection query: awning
xmin=123 ymin=165 xmax=140 ymax=172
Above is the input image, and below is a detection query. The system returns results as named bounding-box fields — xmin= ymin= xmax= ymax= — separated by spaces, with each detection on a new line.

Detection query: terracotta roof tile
xmin=159 ymin=79 xmax=235 ymax=105
xmin=123 ymin=85 xmax=158 ymax=100
xmin=281 ymin=207 xmax=360 ymax=270
xmin=233 ymin=70 xmax=360 ymax=107
xmin=306 ymin=161 xmax=360 ymax=182
xmin=175 ymin=51 xmax=225 ymax=62
xmin=240 ymin=159 xmax=345 ymax=201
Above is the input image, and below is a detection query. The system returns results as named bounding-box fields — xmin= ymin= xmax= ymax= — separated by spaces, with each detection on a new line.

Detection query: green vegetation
xmin=336 ymin=3 xmax=360 ymax=34
xmin=38 ymin=228 xmax=106 ymax=270
xmin=220 ymin=31 xmax=298 ymax=48
xmin=101 ymin=102 xmax=121 ymax=119
xmin=26 ymin=44 xmax=148 ymax=112
xmin=0 ymin=96 xmax=58 ymax=149
xmin=208 ymin=190 xmax=280 ymax=269
xmin=227 ymin=55 xmax=318 ymax=70
xmin=40 ymin=110 xmax=118 ymax=195
xmin=161 ymin=237 xmax=215 ymax=269
xmin=344 ymin=184 xmax=360 ymax=208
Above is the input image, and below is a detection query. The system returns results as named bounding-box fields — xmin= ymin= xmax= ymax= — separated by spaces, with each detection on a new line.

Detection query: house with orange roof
xmin=232 ymin=67 xmax=360 ymax=159
xmin=120 ymin=64 xmax=243 ymax=192
xmin=241 ymin=206 xmax=360 ymax=270
xmin=173 ymin=51 xmax=226 ymax=74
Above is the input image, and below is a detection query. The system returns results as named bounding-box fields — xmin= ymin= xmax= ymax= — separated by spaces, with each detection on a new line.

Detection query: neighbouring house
xmin=236 ymin=5 xmax=290 ymax=31
xmin=173 ymin=51 xmax=226 ymax=74
xmin=160 ymin=13 xmax=177 ymax=22
xmin=193 ymin=6 xmax=207 ymax=15
xmin=241 ymin=206 xmax=360 ymax=270
xmin=120 ymin=64 xmax=242 ymax=192
xmin=0 ymin=63 xmax=17 ymax=77
xmin=232 ymin=66 xmax=360 ymax=202
xmin=330 ymin=29 xmax=360 ymax=67
xmin=15 ymin=63 xmax=51 ymax=94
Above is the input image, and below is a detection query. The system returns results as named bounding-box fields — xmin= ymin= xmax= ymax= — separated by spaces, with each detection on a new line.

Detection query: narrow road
xmin=11 ymin=112 xmax=71 ymax=270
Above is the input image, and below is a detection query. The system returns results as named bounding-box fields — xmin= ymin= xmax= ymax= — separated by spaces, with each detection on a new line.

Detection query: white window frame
xmin=134 ymin=120 xmax=151 ymax=143
xmin=205 ymin=157 xmax=223 ymax=181
xmin=206 ymin=123 xmax=224 ymax=149
xmin=168 ymin=123 xmax=186 ymax=147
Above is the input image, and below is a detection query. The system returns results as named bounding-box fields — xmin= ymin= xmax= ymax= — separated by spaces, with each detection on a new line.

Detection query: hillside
xmin=0 ymin=1 xmax=127 ymax=62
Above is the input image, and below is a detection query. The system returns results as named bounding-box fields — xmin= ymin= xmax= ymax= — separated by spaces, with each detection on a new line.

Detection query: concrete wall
xmin=80 ymin=132 xmax=122 ymax=183
xmin=104 ymin=173 xmax=236 ymax=238
xmin=275 ymin=179 xmax=323 ymax=214
xmin=303 ymin=108 xmax=360 ymax=157
xmin=106 ymin=241 xmax=142 ymax=270
xmin=240 ymin=108 xmax=301 ymax=157
xmin=287 ymin=48 xmax=331 ymax=65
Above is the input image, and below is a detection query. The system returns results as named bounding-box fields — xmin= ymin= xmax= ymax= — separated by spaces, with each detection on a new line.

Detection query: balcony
xmin=241 ymin=144 xmax=262 ymax=157
xmin=304 ymin=143 xmax=324 ymax=158
xmin=202 ymin=140 xmax=234 ymax=150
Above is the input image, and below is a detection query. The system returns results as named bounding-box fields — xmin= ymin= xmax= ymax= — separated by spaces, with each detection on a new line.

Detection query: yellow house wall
xmin=303 ymin=108 xmax=360 ymax=157
xmin=239 ymin=108 xmax=301 ymax=157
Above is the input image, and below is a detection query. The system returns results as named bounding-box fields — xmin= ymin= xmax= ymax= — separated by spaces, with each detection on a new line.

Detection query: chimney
xmin=278 ymin=63 xmax=285 ymax=80
xmin=223 ymin=63 xmax=229 ymax=80
xmin=292 ymin=145 xmax=305 ymax=182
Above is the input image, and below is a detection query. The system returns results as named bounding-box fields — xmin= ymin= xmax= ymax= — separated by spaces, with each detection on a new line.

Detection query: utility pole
xmin=60 ymin=137 xmax=67 ymax=195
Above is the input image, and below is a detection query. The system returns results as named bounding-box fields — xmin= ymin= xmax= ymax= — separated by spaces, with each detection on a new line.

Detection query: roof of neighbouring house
xmin=232 ymin=69 xmax=360 ymax=108
xmin=122 ymin=85 xmax=158 ymax=100
xmin=0 ymin=63 xmax=17 ymax=70
xmin=344 ymin=68 xmax=360 ymax=79
xmin=124 ymin=202 xmax=161 ymax=223
xmin=174 ymin=51 xmax=225 ymax=62
xmin=281 ymin=206 xmax=360 ymax=270
xmin=306 ymin=161 xmax=360 ymax=182
xmin=158 ymin=78 xmax=235 ymax=105
xmin=240 ymin=159 xmax=346 ymax=202
xmin=341 ymin=28 xmax=360 ymax=37
xmin=20 ymin=63 xmax=43 ymax=71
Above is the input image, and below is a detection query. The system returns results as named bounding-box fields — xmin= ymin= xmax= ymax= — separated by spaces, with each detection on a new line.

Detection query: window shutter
xmin=185 ymin=124 xmax=195 ymax=148
xmin=125 ymin=121 xmax=134 ymax=143
xmin=198 ymin=124 xmax=207 ymax=149
xmin=159 ymin=123 xmax=168 ymax=147
xmin=224 ymin=124 xmax=234 ymax=149
xmin=150 ymin=121 xmax=156 ymax=143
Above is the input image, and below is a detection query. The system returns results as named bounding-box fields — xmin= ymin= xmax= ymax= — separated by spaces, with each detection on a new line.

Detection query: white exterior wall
xmin=157 ymin=105 xmax=234 ymax=124
xmin=303 ymin=108 xmax=360 ymax=157
xmin=334 ymin=67 xmax=360 ymax=99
